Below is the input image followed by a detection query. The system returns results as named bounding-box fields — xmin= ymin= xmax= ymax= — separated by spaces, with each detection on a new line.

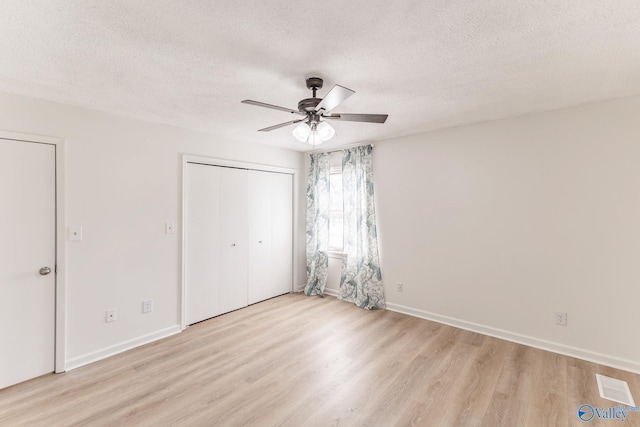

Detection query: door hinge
xmin=55 ymin=265 xmax=58 ymax=274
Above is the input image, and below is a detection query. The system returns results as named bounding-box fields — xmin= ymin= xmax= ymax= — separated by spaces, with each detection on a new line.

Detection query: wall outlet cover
xmin=554 ymin=312 xmax=567 ymax=326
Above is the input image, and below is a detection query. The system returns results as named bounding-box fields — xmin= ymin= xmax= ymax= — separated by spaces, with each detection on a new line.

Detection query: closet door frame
xmin=181 ymin=155 xmax=297 ymax=330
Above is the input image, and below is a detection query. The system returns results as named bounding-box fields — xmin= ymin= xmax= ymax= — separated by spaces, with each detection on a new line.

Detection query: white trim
xmin=317 ymin=289 xmax=640 ymax=374
xmin=324 ymin=288 xmax=340 ymax=298
xmin=0 ymin=130 xmax=62 ymax=145
xmin=385 ymin=302 xmax=640 ymax=375
xmin=181 ymin=157 xmax=188 ymax=330
xmin=65 ymin=325 xmax=181 ymax=371
xmin=180 ymin=155 xmax=298 ymax=330
xmin=0 ymin=130 xmax=67 ymax=374
xmin=183 ymin=154 xmax=295 ymax=175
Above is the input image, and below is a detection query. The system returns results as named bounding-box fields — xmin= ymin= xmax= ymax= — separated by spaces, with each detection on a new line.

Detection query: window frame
xmin=328 ymin=164 xmax=344 ymax=253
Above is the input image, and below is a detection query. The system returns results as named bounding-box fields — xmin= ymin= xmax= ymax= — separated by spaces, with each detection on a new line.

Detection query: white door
xmin=248 ymin=170 xmax=292 ymax=304
xmin=184 ymin=163 xmax=222 ymax=324
xmin=0 ymin=138 xmax=56 ymax=389
xmin=218 ymin=167 xmax=248 ymax=314
xmin=248 ymin=170 xmax=273 ymax=305
xmin=185 ymin=164 xmax=248 ymax=324
xmin=269 ymin=172 xmax=293 ymax=297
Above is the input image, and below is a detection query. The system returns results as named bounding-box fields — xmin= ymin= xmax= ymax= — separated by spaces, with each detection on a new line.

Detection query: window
xmin=328 ymin=164 xmax=343 ymax=252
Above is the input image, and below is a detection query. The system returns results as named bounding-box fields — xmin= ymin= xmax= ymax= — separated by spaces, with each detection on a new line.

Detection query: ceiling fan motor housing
xmin=298 ymin=97 xmax=321 ymax=113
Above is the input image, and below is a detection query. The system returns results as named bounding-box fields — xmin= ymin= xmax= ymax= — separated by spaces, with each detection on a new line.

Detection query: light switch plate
xmin=68 ymin=225 xmax=83 ymax=241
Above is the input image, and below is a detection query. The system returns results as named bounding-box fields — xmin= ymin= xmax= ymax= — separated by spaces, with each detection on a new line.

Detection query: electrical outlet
xmin=142 ymin=299 xmax=154 ymax=313
xmin=554 ymin=312 xmax=567 ymax=326
xmin=106 ymin=309 xmax=117 ymax=322
xmin=396 ymin=282 xmax=403 ymax=292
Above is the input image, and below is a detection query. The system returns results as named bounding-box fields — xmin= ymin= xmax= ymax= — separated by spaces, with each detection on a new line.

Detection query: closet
xmin=184 ymin=162 xmax=293 ymax=325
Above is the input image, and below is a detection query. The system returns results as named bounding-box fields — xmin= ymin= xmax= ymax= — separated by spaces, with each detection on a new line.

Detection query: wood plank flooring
xmin=1 ymin=293 xmax=639 ymax=426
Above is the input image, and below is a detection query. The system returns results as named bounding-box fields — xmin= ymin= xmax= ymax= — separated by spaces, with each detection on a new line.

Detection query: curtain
xmin=339 ymin=145 xmax=386 ymax=309
xmin=304 ymin=152 xmax=330 ymax=296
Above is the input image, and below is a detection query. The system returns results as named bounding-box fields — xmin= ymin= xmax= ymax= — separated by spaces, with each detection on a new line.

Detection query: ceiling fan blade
xmin=242 ymin=100 xmax=305 ymax=116
xmin=324 ymin=113 xmax=388 ymax=123
xmin=258 ymin=118 xmax=305 ymax=132
xmin=314 ymin=85 xmax=355 ymax=112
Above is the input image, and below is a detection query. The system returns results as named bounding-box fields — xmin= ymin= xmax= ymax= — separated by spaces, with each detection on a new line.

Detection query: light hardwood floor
xmin=1 ymin=293 xmax=639 ymax=426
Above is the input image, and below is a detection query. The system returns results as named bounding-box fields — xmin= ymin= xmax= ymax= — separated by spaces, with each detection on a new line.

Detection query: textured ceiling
xmin=1 ymin=1 xmax=640 ymax=151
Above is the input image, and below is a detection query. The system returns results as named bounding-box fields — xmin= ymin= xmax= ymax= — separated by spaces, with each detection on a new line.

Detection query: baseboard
xmin=385 ymin=302 xmax=640 ymax=375
xmin=65 ymin=325 xmax=182 ymax=371
xmin=324 ymin=287 xmax=340 ymax=298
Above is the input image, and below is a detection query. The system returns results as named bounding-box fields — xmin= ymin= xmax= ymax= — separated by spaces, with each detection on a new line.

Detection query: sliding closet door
xmin=248 ymin=170 xmax=293 ymax=304
xmin=185 ymin=163 xmax=222 ymax=324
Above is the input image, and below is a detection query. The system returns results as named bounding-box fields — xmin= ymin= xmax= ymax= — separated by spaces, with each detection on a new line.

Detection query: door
xmin=247 ymin=170 xmax=273 ymax=304
xmin=185 ymin=164 xmax=248 ymax=324
xmin=184 ymin=163 xmax=222 ymax=324
xmin=0 ymin=138 xmax=56 ymax=389
xmin=248 ymin=170 xmax=293 ymax=304
xmin=269 ymin=172 xmax=293 ymax=297
xmin=218 ymin=167 xmax=248 ymax=314
xmin=184 ymin=162 xmax=292 ymax=324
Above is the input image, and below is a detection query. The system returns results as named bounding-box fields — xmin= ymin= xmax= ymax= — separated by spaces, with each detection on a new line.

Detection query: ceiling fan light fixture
xmin=307 ymin=131 xmax=323 ymax=146
xmin=316 ymin=121 xmax=335 ymax=141
xmin=292 ymin=122 xmax=311 ymax=142
xmin=293 ymin=121 xmax=334 ymax=145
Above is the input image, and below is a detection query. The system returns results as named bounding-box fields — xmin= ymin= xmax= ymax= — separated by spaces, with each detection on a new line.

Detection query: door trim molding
xmin=0 ymin=130 xmax=66 ymax=374
xmin=181 ymin=155 xmax=298 ymax=330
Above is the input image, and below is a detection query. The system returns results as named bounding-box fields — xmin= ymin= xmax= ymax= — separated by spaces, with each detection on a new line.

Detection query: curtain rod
xmin=304 ymin=142 xmax=375 ymax=154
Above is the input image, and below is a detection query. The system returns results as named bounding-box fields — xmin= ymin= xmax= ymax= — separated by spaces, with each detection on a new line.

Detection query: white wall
xmin=0 ymin=91 xmax=305 ymax=369
xmin=373 ymin=95 xmax=640 ymax=373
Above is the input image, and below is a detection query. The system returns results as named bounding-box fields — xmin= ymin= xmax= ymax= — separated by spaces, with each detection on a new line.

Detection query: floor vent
xmin=596 ymin=374 xmax=636 ymax=406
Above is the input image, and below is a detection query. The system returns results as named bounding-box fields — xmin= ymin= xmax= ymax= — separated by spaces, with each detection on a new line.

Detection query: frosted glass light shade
xmin=307 ymin=131 xmax=324 ymax=146
xmin=292 ymin=122 xmax=310 ymax=142
xmin=292 ymin=120 xmax=335 ymax=145
xmin=316 ymin=121 xmax=335 ymax=141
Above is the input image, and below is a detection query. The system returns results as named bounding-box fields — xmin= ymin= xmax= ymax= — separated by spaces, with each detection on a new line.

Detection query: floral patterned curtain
xmin=304 ymin=152 xmax=330 ymax=296
xmin=339 ymin=145 xmax=385 ymax=309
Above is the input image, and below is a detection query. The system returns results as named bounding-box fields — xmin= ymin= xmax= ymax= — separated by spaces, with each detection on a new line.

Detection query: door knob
xmin=39 ymin=266 xmax=52 ymax=276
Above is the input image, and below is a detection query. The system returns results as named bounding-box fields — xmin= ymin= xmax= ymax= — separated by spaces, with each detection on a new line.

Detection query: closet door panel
xmin=248 ymin=171 xmax=293 ymax=304
xmin=185 ymin=163 xmax=222 ymax=324
xmin=270 ymin=172 xmax=293 ymax=297
xmin=219 ymin=167 xmax=249 ymax=314
xmin=247 ymin=170 xmax=273 ymax=305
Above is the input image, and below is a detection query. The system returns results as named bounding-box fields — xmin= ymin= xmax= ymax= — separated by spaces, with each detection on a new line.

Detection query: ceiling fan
xmin=242 ymin=77 xmax=388 ymax=145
